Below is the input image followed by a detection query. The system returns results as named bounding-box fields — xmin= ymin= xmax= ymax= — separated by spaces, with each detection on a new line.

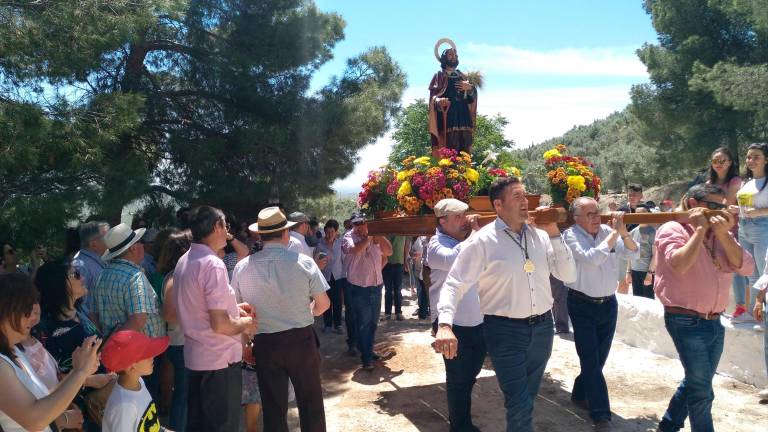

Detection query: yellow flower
xmin=414 ymin=156 xmax=431 ymax=166
xmin=396 ymin=171 xmax=409 ymax=181
xmin=397 ymin=181 xmax=412 ymax=196
xmin=567 ymin=175 xmax=586 ymax=192
xmin=543 ymin=149 xmax=561 ymax=160
xmin=438 ymin=158 xmax=453 ymax=167
xmin=464 ymin=167 xmax=480 ymax=183
xmin=509 ymin=167 xmax=522 ymax=177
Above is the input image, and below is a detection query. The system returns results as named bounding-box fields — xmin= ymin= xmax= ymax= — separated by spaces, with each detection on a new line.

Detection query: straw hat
xmin=102 ymin=223 xmax=146 ymax=261
xmin=248 ymin=207 xmax=297 ymax=234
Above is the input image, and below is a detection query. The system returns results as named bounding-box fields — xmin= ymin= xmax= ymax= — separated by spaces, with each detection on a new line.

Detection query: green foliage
xmin=0 ymin=0 xmax=405 ymax=249
xmin=630 ymin=0 xmax=768 ymax=174
xmin=388 ymin=100 xmax=512 ymax=167
xmin=293 ymin=194 xmax=358 ymax=225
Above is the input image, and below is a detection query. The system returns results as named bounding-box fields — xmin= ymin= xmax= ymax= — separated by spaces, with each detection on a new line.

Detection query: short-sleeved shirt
xmin=342 ymin=230 xmax=384 ymax=287
xmin=737 ymin=177 xmax=768 ymax=214
xmin=175 ymin=243 xmax=242 ymax=371
xmin=103 ymin=378 xmax=160 ymax=432
xmin=288 ymin=231 xmax=314 ymax=257
xmin=72 ymin=248 xmax=106 ymax=314
xmin=630 ymin=226 xmax=656 ymax=271
xmin=93 ymin=259 xmax=164 ymax=338
xmin=232 ymin=243 xmax=329 ymax=334
xmin=316 ymin=237 xmax=344 ymax=281
xmin=387 ymin=236 xmax=406 ymax=265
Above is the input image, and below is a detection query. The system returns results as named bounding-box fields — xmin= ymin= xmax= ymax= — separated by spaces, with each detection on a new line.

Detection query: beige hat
xmin=434 ymin=198 xmax=469 ymax=217
xmin=102 ymin=223 xmax=146 ymax=261
xmin=249 ymin=207 xmax=297 ymax=234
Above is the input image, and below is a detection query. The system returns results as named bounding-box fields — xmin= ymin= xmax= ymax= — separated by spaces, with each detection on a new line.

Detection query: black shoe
xmin=593 ymin=419 xmax=612 ymax=431
xmin=346 ymin=347 xmax=358 ymax=356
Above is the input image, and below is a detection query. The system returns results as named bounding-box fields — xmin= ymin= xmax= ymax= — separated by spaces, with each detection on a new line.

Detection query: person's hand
xmin=315 ymin=255 xmax=329 ymax=270
xmin=71 ymin=336 xmax=101 ymax=376
xmin=624 ymin=272 xmax=632 ymax=286
xmin=87 ymin=373 xmax=116 ymax=389
xmin=611 ymin=211 xmax=628 ymax=236
xmin=687 ymin=207 xmax=709 ymax=230
xmin=753 ymin=301 xmax=764 ymax=321
xmin=238 ymin=302 xmax=255 ymax=318
xmin=437 ymin=97 xmax=451 ymax=111
xmin=241 ymin=316 xmax=258 ymax=338
xmin=530 ymin=206 xmax=560 ymax=237
xmin=465 ymin=214 xmax=480 ymax=232
xmin=243 ymin=342 xmax=256 ymax=365
xmin=727 ymin=204 xmax=740 ymax=215
xmin=709 ymin=213 xmax=733 ymax=238
xmin=56 ymin=407 xmax=84 ymax=430
xmin=643 ymin=272 xmax=653 ymax=286
xmin=455 ymin=80 xmax=473 ymax=92
xmin=432 ymin=325 xmax=459 ymax=359
xmin=617 ymin=279 xmax=630 ymax=294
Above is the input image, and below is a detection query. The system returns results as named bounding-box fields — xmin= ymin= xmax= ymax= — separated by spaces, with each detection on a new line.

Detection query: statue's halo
xmin=434 ymin=38 xmax=457 ymax=62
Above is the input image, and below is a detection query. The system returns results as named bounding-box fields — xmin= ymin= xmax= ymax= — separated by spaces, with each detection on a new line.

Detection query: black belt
xmin=568 ymin=289 xmax=614 ymax=304
xmin=486 ymin=310 xmax=552 ymax=325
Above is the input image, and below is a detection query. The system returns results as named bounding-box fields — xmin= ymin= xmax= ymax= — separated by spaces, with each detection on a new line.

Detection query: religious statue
xmin=428 ymin=38 xmax=478 ymax=158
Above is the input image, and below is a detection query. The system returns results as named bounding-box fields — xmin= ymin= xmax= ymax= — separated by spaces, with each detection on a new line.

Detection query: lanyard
xmin=504 ymin=228 xmax=529 ymax=259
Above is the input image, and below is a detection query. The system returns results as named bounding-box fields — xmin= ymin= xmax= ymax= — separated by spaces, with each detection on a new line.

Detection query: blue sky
xmin=313 ymin=1 xmax=659 ymax=193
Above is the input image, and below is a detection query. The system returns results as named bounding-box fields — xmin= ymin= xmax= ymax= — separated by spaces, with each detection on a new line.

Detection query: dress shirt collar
xmin=262 ymin=242 xmax=288 ymax=251
xmin=190 ymin=242 xmax=217 ymax=256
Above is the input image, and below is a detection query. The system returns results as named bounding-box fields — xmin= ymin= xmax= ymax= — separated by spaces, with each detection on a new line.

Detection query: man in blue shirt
xmin=563 ymin=197 xmax=638 ymax=431
xmin=427 ymin=198 xmax=485 ymax=432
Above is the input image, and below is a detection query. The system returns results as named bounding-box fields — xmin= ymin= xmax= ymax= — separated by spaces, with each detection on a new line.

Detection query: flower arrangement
xmin=544 ymin=144 xmax=601 ymax=207
xmin=474 ymin=165 xmax=523 ymax=195
xmin=389 ymin=148 xmax=479 ymax=215
xmin=358 ymin=166 xmax=398 ymax=214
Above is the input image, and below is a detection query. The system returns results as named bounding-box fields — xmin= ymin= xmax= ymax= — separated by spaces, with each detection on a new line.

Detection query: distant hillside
xmin=512 ymin=109 xmax=700 ymax=194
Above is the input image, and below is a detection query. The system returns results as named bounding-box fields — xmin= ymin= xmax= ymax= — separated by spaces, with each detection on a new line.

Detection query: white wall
xmin=614 ymin=294 xmax=766 ymax=388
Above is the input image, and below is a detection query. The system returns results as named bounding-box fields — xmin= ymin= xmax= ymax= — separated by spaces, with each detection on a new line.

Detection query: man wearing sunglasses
xmin=654 ymin=183 xmax=754 ymax=432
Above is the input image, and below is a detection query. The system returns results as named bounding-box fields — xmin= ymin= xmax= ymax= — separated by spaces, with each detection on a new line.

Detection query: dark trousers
xmin=550 ymin=275 xmax=569 ymax=332
xmin=567 ymin=291 xmax=618 ymax=422
xmin=322 ymin=277 xmax=343 ymax=328
xmin=186 ymin=363 xmax=242 ymax=432
xmin=630 ymin=270 xmax=655 ymax=299
xmin=483 ymin=312 xmax=554 ymax=432
xmin=166 ymin=345 xmax=188 ymax=432
xmin=383 ymin=263 xmax=404 ymax=315
xmin=341 ymin=278 xmax=357 ymax=349
xmin=416 ymin=278 xmax=430 ymax=319
xmin=253 ymin=325 xmax=326 ymax=432
xmin=444 ymin=324 xmax=487 ymax=431
xmin=659 ymin=314 xmax=724 ymax=432
xmin=349 ymin=283 xmax=383 ymax=365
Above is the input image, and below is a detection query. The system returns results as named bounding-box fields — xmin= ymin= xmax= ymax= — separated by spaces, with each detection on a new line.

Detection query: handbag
xmin=81 ymin=379 xmax=116 ymax=426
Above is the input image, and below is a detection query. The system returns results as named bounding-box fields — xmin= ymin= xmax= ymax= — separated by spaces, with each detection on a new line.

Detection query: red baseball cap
xmin=101 ymin=330 xmax=170 ymax=373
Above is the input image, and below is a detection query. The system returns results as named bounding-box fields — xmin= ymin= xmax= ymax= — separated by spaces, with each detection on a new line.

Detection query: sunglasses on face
xmin=699 ymin=200 xmax=727 ymax=210
xmin=68 ymin=269 xmax=82 ymax=280
xmin=711 ymin=159 xmax=730 ymax=165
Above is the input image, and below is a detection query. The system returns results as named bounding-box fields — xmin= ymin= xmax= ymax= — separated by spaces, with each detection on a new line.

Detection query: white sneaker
xmin=759 ymin=388 xmax=768 ymax=401
xmin=753 ymin=323 xmax=765 ymax=332
xmin=731 ymin=312 xmax=758 ymax=324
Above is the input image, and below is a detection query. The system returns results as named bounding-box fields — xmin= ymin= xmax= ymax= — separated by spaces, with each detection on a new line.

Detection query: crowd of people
xmin=0 ymin=143 xmax=766 ymax=432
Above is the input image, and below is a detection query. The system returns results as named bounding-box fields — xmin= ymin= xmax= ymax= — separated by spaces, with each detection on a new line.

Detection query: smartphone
xmin=317 ymin=252 xmax=328 ymax=260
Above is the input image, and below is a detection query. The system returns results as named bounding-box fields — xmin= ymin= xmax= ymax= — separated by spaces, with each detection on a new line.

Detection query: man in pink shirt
xmin=175 ymin=206 xmax=258 ymax=432
xmin=342 ymin=212 xmax=392 ymax=370
xmin=654 ymin=184 xmax=754 ymax=432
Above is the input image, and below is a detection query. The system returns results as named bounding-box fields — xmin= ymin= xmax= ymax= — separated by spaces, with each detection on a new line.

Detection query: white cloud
xmin=332 ymin=134 xmax=394 ymax=195
xmin=462 ymin=43 xmax=647 ymax=77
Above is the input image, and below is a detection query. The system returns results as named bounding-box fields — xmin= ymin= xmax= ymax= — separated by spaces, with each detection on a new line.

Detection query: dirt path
xmin=288 ymin=291 xmax=767 ymax=431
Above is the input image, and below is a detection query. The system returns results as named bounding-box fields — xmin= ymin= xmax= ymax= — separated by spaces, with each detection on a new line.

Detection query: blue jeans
xmin=483 ymin=313 xmax=554 ymax=432
xmin=659 ymin=313 xmax=725 ymax=432
xmin=734 ymin=217 xmax=768 ymax=308
xmin=444 ymin=324 xmax=486 ymax=431
xmin=567 ymin=292 xmax=618 ymax=422
xmin=349 ymin=284 xmax=383 ymax=365
xmin=167 ymin=345 xmax=189 ymax=432
xmin=383 ymin=263 xmax=404 ymax=315
xmin=416 ymin=278 xmax=430 ymax=319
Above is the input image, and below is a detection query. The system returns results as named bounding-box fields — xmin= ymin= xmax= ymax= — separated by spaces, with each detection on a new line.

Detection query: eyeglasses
xmin=574 ymin=212 xmax=600 ymax=219
xmin=67 ymin=269 xmax=82 ymax=280
xmin=711 ymin=159 xmax=730 ymax=165
xmin=699 ymin=200 xmax=726 ymax=210
xmin=352 ymin=221 xmax=366 ymax=226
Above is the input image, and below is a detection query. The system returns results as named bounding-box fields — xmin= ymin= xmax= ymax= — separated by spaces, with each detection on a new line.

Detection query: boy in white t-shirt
xmin=101 ymin=330 xmax=171 ymax=432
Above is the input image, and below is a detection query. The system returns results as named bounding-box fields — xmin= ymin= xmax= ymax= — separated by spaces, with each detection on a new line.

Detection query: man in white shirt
xmin=435 ymin=177 xmax=577 ymax=432
xmin=288 ymin=211 xmax=328 ymax=270
xmin=563 ymin=197 xmax=638 ymax=431
xmin=427 ymin=198 xmax=485 ymax=432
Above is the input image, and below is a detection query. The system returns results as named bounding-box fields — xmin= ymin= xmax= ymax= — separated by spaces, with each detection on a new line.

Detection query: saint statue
xmin=428 ymin=38 xmax=478 ymax=158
